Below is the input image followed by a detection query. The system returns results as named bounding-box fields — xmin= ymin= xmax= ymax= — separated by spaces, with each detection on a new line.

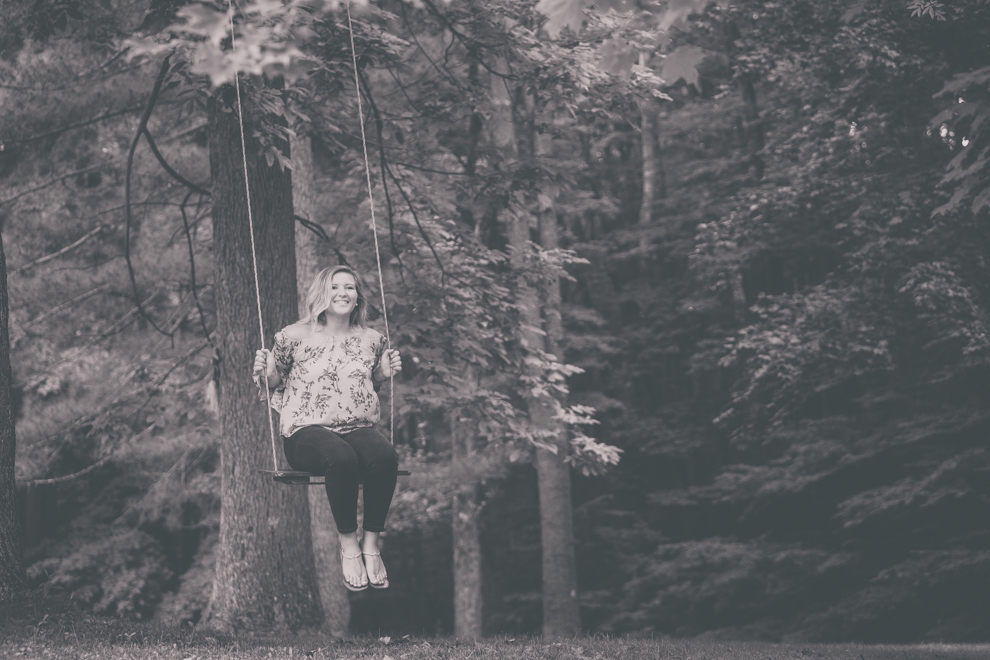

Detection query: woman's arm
xmin=253 ymin=349 xmax=282 ymax=389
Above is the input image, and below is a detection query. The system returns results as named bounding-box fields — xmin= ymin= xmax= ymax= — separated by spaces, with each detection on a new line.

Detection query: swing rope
xmin=227 ymin=0 xmax=394 ymax=475
xmin=228 ymin=1 xmax=280 ymax=472
xmin=345 ymin=1 xmax=394 ymax=447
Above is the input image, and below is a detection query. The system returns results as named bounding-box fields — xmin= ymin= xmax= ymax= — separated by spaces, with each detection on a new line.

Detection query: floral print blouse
xmin=259 ymin=326 xmax=388 ymax=437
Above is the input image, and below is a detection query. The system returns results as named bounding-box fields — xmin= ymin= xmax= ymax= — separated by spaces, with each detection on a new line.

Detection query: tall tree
xmin=535 ymin=202 xmax=581 ymax=637
xmin=0 ymin=232 xmax=25 ymax=600
xmin=638 ymin=98 xmax=662 ymax=251
xmin=451 ymin=406 xmax=482 ymax=639
xmin=490 ymin=66 xmax=581 ymax=635
xmin=507 ymin=208 xmax=580 ymax=634
xmin=291 ymin=130 xmax=350 ymax=637
xmin=124 ymin=0 xmax=329 ymax=630
xmin=202 ymin=83 xmax=322 ymax=631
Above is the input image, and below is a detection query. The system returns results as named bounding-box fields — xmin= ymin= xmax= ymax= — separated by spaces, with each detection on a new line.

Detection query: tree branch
xmin=13 ymin=224 xmax=110 ymax=274
xmin=20 ymin=283 xmax=112 ymax=331
xmin=132 ymin=342 xmax=212 ymax=420
xmin=357 ymin=67 xmax=445 ymax=284
xmin=180 ymin=190 xmax=213 ymax=344
xmin=14 ymin=287 xmax=165 ymax=389
xmin=0 ymin=165 xmax=105 ymax=207
xmin=397 ymin=1 xmax=466 ymax=92
xmin=418 ymin=0 xmax=515 ymax=80
xmin=142 ymin=127 xmax=211 ymax=196
xmin=125 ymin=56 xmax=174 ymax=339
xmin=2 ymin=105 xmax=144 ymax=144
xmin=393 ymin=161 xmax=472 ymax=176
xmin=295 ymin=215 xmax=350 ymax=266
xmin=0 ymin=51 xmax=131 ymax=92
xmin=19 ymin=451 xmax=117 ymax=486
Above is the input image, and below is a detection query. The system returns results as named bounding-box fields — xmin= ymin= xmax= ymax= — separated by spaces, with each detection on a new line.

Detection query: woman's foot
xmin=362 ymin=551 xmax=389 ymax=589
xmin=362 ymin=533 xmax=389 ymax=589
xmin=339 ymin=534 xmax=368 ymax=591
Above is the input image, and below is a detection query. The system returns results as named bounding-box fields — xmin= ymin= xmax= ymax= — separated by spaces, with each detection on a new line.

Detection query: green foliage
xmin=127 ymin=0 xmax=346 ymax=88
xmin=154 ymin=531 xmax=216 ymax=627
xmin=931 ymin=67 xmax=990 ymax=216
xmin=22 ymin=419 xmax=220 ymax=621
xmin=909 ymin=1 xmax=947 ymax=21
xmin=27 ymin=530 xmax=173 ymax=619
xmin=716 ymin=287 xmax=894 ymax=449
xmin=610 ymin=537 xmax=840 ymax=636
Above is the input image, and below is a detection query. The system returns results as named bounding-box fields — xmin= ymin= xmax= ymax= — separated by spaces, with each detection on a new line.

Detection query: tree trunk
xmin=292 ymin=131 xmax=351 ymax=637
xmin=723 ymin=17 xmax=764 ymax=180
xmin=0 ymin=233 xmax=25 ymax=600
xmin=639 ymin=100 xmax=658 ymax=244
xmin=535 ymin=210 xmax=581 ymax=637
xmin=293 ymin=132 xmax=322 ymax=292
xmin=492 ymin=63 xmax=581 ymax=638
xmin=451 ymin=410 xmax=482 ymax=640
xmin=203 ymin=84 xmax=322 ymax=632
xmin=508 ymin=213 xmax=580 ymax=637
xmin=730 ymin=268 xmax=748 ymax=321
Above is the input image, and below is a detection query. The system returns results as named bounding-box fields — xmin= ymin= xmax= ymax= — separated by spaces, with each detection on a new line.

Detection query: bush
xmin=27 ymin=529 xmax=173 ymax=619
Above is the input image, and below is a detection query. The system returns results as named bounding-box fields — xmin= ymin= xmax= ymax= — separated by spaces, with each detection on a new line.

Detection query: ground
xmin=2 ymin=596 xmax=989 ymax=660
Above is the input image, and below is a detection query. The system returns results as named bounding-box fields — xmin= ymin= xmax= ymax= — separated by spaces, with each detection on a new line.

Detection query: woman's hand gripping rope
xmin=253 ymin=349 xmax=279 ymax=388
xmin=377 ymin=349 xmax=402 ymax=380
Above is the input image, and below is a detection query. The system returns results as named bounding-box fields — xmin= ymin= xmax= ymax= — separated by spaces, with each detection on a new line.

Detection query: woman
xmin=252 ymin=265 xmax=402 ymax=591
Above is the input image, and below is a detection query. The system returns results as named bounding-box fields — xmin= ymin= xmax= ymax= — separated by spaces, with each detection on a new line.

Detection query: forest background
xmin=2 ymin=0 xmax=990 ymax=644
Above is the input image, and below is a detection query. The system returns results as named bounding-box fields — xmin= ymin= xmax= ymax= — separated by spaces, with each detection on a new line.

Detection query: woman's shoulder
xmin=361 ymin=327 xmax=387 ymax=355
xmin=361 ymin=326 xmax=384 ymax=341
xmin=279 ymin=322 xmax=312 ymax=342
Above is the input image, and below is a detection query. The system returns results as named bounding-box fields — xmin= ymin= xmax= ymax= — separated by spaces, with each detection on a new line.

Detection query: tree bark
xmin=0 ymin=233 xmax=25 ymax=600
xmin=451 ymin=410 xmax=483 ymax=640
xmin=203 ymin=84 xmax=322 ymax=632
xmin=292 ymin=131 xmax=351 ymax=637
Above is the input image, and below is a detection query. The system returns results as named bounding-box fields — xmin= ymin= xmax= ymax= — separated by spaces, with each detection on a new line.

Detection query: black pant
xmin=282 ymin=426 xmax=398 ymax=533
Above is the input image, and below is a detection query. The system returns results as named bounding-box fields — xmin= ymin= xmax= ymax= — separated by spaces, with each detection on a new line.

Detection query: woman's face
xmin=327 ymin=271 xmax=358 ymax=319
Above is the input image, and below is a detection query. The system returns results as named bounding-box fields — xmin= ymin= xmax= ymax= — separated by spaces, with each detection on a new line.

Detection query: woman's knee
xmin=376 ymin=443 xmax=399 ymax=471
xmin=324 ymin=444 xmax=360 ymax=472
xmin=365 ymin=439 xmax=397 ymax=471
xmin=349 ymin=428 xmax=398 ymax=470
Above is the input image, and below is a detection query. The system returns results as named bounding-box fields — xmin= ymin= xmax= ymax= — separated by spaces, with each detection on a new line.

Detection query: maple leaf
xmin=660 ymin=44 xmax=707 ymax=90
xmin=597 ymin=37 xmax=638 ymax=78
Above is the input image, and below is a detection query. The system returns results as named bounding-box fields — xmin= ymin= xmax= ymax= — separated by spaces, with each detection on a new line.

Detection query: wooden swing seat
xmin=257 ymin=469 xmax=411 ymax=485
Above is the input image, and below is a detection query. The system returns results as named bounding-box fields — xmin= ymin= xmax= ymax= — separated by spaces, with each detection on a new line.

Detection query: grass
xmin=2 ymin=598 xmax=989 ymax=660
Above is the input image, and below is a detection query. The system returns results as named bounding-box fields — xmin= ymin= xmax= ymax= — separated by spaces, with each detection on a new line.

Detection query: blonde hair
xmin=302 ymin=265 xmax=369 ymax=329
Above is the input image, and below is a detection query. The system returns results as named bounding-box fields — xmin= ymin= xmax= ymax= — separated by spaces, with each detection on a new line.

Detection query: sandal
xmin=363 ymin=551 xmax=389 ymax=589
xmin=340 ymin=548 xmax=369 ymax=592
